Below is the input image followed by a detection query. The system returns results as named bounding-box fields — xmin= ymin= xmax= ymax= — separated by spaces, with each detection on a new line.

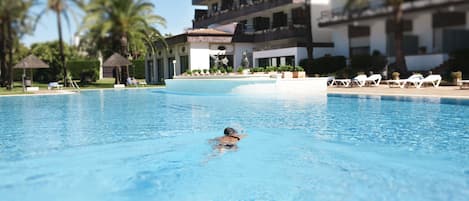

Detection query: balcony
xmin=318 ymin=0 xmax=468 ymax=27
xmin=234 ymin=23 xmax=308 ymax=43
xmin=192 ymin=0 xmax=205 ymax=6
xmin=193 ymin=0 xmax=306 ymax=28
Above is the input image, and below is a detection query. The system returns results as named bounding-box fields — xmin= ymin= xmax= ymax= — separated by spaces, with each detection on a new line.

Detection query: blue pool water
xmin=0 ymin=89 xmax=468 ymax=200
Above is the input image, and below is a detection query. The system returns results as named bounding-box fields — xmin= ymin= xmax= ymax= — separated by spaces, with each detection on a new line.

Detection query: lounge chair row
xmin=329 ymin=74 xmax=382 ymax=87
xmin=328 ymin=74 xmax=442 ymax=88
xmin=386 ymin=74 xmax=441 ymax=88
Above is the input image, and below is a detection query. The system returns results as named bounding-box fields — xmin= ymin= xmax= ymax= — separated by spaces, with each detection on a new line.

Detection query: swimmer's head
xmin=224 ymin=127 xmax=237 ymax=136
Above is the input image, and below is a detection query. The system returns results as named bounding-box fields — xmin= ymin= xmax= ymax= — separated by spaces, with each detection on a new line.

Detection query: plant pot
xmin=282 ymin=71 xmax=293 ymax=79
xmin=293 ymin=71 xmax=306 ymax=78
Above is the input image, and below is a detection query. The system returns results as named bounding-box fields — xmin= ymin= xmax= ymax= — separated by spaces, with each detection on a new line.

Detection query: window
xmin=168 ymin=58 xmax=175 ymax=78
xmin=180 ymin=56 xmax=189 ymax=74
xmin=272 ymin=12 xmax=287 ymax=28
xmin=285 ymin=56 xmax=295 ymax=66
xmin=258 ymin=58 xmax=270 ymax=67
xmin=212 ymin=3 xmax=218 ymax=12
xmin=253 ymin=17 xmax=270 ymax=31
xmin=157 ymin=59 xmax=164 ymax=83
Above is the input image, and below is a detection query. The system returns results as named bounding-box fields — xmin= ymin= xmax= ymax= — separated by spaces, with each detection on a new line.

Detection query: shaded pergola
xmin=103 ymin=53 xmax=132 ymax=84
xmin=14 ymin=55 xmax=49 ymax=90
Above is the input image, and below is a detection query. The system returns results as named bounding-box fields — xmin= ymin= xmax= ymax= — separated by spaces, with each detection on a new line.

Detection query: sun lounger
xmin=48 ymin=82 xmax=63 ymax=90
xmin=333 ymin=75 xmax=367 ymax=87
xmin=333 ymin=79 xmax=351 ymax=87
xmin=351 ymin=75 xmax=368 ymax=87
xmin=386 ymin=74 xmax=424 ymax=88
xmin=327 ymin=76 xmax=335 ymax=86
xmin=416 ymin=75 xmax=441 ymax=88
xmin=458 ymin=80 xmax=469 ymax=89
xmin=364 ymin=74 xmax=382 ymax=87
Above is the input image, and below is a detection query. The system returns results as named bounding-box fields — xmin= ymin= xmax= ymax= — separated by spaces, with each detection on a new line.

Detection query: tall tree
xmin=46 ymin=0 xmax=84 ymax=87
xmin=81 ymin=0 xmax=166 ymax=58
xmin=344 ymin=0 xmax=407 ymax=72
xmin=0 ymin=0 xmax=34 ymax=89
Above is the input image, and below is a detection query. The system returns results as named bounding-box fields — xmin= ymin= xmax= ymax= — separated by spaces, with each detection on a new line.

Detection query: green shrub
xmin=447 ymin=48 xmax=469 ymax=79
xmin=237 ymin=67 xmax=244 ymax=73
xmin=67 ymin=60 xmax=100 ymax=80
xmin=80 ymin=69 xmax=98 ymax=85
xmin=301 ymin=56 xmax=346 ymax=75
xmin=350 ymin=54 xmax=387 ymax=73
xmin=226 ymin=66 xmax=233 ymax=73
xmin=130 ymin=59 xmax=145 ymax=79
xmin=294 ymin=66 xmax=304 ymax=72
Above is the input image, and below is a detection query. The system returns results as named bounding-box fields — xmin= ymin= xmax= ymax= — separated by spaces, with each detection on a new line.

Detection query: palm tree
xmin=46 ymin=0 xmax=84 ymax=87
xmin=80 ymin=0 xmax=165 ymax=84
xmin=81 ymin=0 xmax=166 ymax=58
xmin=0 ymin=0 xmax=34 ymax=89
xmin=344 ymin=0 xmax=407 ymax=72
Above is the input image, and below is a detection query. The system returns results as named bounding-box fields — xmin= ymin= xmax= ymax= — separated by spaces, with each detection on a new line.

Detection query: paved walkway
xmin=328 ymin=85 xmax=469 ymax=99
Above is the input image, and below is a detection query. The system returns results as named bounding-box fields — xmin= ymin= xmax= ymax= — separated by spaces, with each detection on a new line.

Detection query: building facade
xmin=145 ymin=0 xmax=334 ymax=84
xmin=319 ymin=0 xmax=469 ymax=71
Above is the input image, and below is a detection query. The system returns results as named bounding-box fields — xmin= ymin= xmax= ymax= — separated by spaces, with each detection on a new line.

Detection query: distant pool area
xmin=0 ymin=89 xmax=468 ymax=200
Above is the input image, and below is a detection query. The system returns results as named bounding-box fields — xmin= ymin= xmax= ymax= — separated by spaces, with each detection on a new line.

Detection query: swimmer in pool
xmin=211 ymin=127 xmax=247 ymax=152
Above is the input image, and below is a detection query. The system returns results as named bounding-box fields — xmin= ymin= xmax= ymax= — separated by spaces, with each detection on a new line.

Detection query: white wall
xmin=190 ymin=43 xmax=211 ymax=70
xmin=406 ymin=54 xmax=448 ymax=71
xmin=331 ymin=26 xmax=349 ymax=56
xmin=311 ymin=3 xmax=333 ymax=43
xmin=370 ymin=20 xmax=386 ymax=55
xmin=314 ymin=47 xmax=334 ymax=58
xmin=412 ymin=13 xmax=433 ymax=53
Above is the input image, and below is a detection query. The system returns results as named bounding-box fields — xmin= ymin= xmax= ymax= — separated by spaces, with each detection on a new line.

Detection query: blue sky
xmin=22 ymin=0 xmax=205 ymax=46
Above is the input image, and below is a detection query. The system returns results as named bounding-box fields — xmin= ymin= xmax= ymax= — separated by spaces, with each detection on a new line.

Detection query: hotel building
xmin=145 ymin=0 xmax=334 ymax=84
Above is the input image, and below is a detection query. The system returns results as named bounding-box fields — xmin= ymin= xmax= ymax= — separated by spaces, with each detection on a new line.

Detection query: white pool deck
xmin=328 ymin=85 xmax=469 ymax=99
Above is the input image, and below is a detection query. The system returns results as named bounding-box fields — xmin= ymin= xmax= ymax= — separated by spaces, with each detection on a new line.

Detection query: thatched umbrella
xmin=14 ymin=55 xmax=49 ymax=90
xmin=103 ymin=53 xmax=132 ymax=84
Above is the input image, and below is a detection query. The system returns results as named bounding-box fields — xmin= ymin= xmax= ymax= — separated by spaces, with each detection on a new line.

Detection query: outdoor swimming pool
xmin=0 ymin=89 xmax=468 ymax=200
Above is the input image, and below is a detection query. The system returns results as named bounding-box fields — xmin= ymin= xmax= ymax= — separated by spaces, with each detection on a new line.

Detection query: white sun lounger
xmin=333 ymin=75 xmax=367 ymax=87
xmin=351 ymin=74 xmax=368 ymax=87
xmin=386 ymin=74 xmax=424 ymax=88
xmin=458 ymin=80 xmax=469 ymax=89
xmin=327 ymin=76 xmax=335 ymax=86
xmin=364 ymin=74 xmax=382 ymax=87
xmin=416 ymin=75 xmax=441 ymax=88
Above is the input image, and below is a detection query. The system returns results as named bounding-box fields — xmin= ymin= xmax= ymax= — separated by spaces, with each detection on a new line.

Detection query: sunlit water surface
xmin=0 ymin=89 xmax=468 ymax=201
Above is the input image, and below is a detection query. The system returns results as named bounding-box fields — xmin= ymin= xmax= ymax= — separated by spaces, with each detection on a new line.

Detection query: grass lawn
xmin=0 ymin=78 xmax=163 ymax=95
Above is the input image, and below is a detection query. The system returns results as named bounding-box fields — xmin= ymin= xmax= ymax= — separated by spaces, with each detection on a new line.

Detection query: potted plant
xmin=237 ymin=67 xmax=244 ymax=74
xmin=192 ymin=69 xmax=200 ymax=76
xmin=292 ymin=66 xmax=306 ymax=78
xmin=220 ymin=68 xmax=227 ymax=75
xmin=451 ymin=71 xmax=462 ymax=85
xmin=210 ymin=67 xmax=218 ymax=75
xmin=203 ymin=69 xmax=208 ymax=75
xmin=226 ymin=66 xmax=234 ymax=75
xmin=392 ymin=72 xmax=400 ymax=80
xmin=280 ymin=65 xmax=293 ymax=79
xmin=185 ymin=69 xmax=192 ymax=76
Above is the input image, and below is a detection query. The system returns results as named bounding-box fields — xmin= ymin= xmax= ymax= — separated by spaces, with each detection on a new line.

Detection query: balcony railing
xmin=318 ymin=0 xmax=468 ymax=26
xmin=192 ymin=0 xmax=205 ymax=5
xmin=234 ymin=23 xmax=308 ymax=43
xmin=193 ymin=0 xmax=306 ymax=28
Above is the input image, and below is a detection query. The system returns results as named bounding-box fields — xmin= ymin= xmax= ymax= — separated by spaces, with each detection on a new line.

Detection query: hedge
xmin=349 ymin=54 xmax=387 ymax=73
xmin=67 ymin=60 xmax=100 ymax=80
xmin=447 ymin=48 xmax=469 ymax=79
xmin=300 ymin=56 xmax=346 ymax=75
xmin=129 ymin=59 xmax=145 ymax=79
